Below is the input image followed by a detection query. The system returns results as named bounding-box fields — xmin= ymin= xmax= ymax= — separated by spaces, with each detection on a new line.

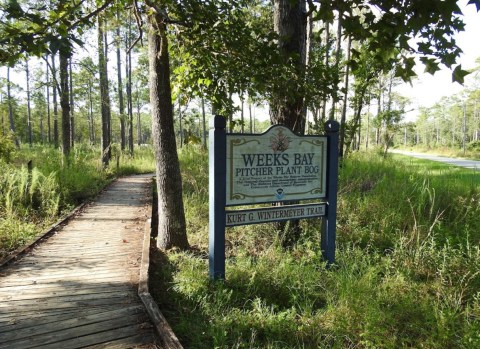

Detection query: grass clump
xmin=151 ymin=147 xmax=480 ymax=348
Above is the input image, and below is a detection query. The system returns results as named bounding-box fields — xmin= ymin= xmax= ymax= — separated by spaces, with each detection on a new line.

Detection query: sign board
xmin=226 ymin=203 xmax=326 ymax=227
xmin=226 ymin=126 xmax=327 ymax=205
xmin=209 ymin=116 xmax=340 ymax=280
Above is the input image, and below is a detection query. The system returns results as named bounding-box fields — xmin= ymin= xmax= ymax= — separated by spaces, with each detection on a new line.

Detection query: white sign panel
xmin=226 ymin=126 xmax=327 ymax=206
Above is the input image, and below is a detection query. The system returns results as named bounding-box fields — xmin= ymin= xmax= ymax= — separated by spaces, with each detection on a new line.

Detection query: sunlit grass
xmin=0 ymin=143 xmax=155 ymax=259
xmin=150 ymin=147 xmax=480 ymax=349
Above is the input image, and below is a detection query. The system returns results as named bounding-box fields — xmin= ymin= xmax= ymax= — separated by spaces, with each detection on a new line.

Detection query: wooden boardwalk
xmin=0 ymin=175 xmax=159 ymax=349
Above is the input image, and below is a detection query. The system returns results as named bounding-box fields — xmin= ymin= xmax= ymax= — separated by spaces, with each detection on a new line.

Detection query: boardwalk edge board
xmin=138 ymin=182 xmax=184 ymax=349
xmin=0 ymin=202 xmax=87 ymax=269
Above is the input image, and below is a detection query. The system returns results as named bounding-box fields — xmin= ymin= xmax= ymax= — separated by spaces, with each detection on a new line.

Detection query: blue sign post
xmin=209 ymin=115 xmax=340 ymax=280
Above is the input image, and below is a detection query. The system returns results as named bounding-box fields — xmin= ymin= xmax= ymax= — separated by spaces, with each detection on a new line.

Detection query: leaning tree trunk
xmin=147 ymin=7 xmax=189 ymax=250
xmin=270 ymin=0 xmax=307 ymax=247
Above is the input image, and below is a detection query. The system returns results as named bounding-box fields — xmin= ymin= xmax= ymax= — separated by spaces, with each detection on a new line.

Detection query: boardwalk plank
xmin=0 ymin=175 xmax=158 ymax=348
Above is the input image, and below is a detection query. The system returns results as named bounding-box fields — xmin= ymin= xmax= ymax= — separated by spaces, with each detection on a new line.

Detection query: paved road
xmin=389 ymin=149 xmax=480 ymax=170
xmin=0 ymin=175 xmax=159 ymax=349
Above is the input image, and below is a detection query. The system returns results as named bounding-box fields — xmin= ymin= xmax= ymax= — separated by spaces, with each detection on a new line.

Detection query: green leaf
xmin=452 ymin=65 xmax=470 ymax=84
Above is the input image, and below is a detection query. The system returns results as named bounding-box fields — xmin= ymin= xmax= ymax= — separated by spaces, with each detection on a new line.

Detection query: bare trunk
xmin=98 ymin=15 xmax=111 ymax=167
xmin=201 ymin=97 xmax=207 ymax=148
xmin=329 ymin=13 xmax=343 ymax=121
xmin=52 ymin=54 xmax=59 ymax=148
xmin=147 ymin=8 xmax=189 ymax=250
xmin=26 ymin=60 xmax=33 ymax=146
xmin=60 ymin=52 xmax=71 ymax=157
xmin=127 ymin=10 xmax=134 ymax=154
xmin=45 ymin=58 xmax=51 ymax=144
xmin=270 ymin=0 xmax=307 ymax=133
xmin=339 ymin=36 xmax=351 ymax=158
xmin=117 ymin=9 xmax=126 ymax=151
xmin=69 ymin=59 xmax=74 ymax=147
xmin=136 ymin=89 xmax=141 ymax=145
xmin=321 ymin=22 xmax=330 ymax=123
xmin=270 ymin=0 xmax=307 ymax=247
xmin=7 ymin=67 xmax=19 ymax=147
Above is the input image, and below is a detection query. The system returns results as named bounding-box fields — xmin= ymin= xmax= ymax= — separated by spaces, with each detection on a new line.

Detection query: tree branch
xmin=68 ymin=0 xmax=114 ymax=30
xmin=128 ymin=0 xmax=144 ymax=53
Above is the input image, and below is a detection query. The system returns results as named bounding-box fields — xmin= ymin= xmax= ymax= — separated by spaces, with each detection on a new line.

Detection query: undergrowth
xmin=150 ymin=146 xmax=480 ymax=349
xmin=0 ymin=143 xmax=155 ymax=259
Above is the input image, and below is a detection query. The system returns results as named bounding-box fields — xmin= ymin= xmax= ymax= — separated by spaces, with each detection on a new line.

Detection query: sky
xmin=396 ymin=0 xmax=480 ymax=120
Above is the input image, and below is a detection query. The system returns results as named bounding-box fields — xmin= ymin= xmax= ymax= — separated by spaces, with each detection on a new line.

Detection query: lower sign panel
xmin=225 ymin=203 xmax=326 ymax=227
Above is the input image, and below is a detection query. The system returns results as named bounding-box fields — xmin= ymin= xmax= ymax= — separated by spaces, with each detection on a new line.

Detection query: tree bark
xmin=69 ymin=58 xmax=75 ymax=146
xmin=147 ymin=6 xmax=189 ymax=250
xmin=270 ymin=0 xmax=307 ymax=247
xmin=59 ymin=52 xmax=71 ymax=157
xmin=98 ymin=14 xmax=111 ymax=167
xmin=51 ymin=54 xmax=59 ymax=148
xmin=339 ymin=36 xmax=351 ymax=158
xmin=127 ymin=10 xmax=134 ymax=154
xmin=270 ymin=0 xmax=307 ymax=133
xmin=7 ymin=67 xmax=19 ymax=147
xmin=26 ymin=60 xmax=33 ymax=146
xmin=45 ymin=58 xmax=51 ymax=144
xmin=116 ymin=8 xmax=126 ymax=151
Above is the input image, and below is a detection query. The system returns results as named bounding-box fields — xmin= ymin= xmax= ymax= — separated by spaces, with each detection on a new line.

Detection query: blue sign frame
xmin=209 ymin=115 xmax=339 ymax=280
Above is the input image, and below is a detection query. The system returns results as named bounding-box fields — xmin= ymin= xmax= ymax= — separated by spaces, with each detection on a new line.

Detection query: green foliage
xmin=0 ymin=131 xmax=16 ymax=162
xmin=150 ymin=149 xmax=480 ymax=348
xmin=0 ymin=144 xmax=155 ymax=258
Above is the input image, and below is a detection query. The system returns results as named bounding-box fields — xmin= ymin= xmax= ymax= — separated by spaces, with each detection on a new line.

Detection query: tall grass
xmin=150 ymin=147 xmax=480 ymax=349
xmin=0 ymin=144 xmax=155 ymax=259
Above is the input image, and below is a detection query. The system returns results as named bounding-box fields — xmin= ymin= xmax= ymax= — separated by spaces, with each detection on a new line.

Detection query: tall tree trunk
xmin=321 ymin=22 xmax=330 ymax=123
xmin=178 ymin=99 xmax=183 ymax=147
xmin=248 ymin=101 xmax=253 ymax=133
xmin=329 ymin=13 xmax=343 ymax=121
xmin=98 ymin=14 xmax=111 ymax=167
xmin=7 ymin=67 xmax=19 ymax=147
xmin=26 ymin=59 xmax=33 ymax=146
xmin=240 ymin=94 xmax=244 ymax=133
xmin=270 ymin=0 xmax=307 ymax=247
xmin=136 ymin=88 xmax=141 ymax=145
xmin=88 ymin=84 xmax=95 ymax=144
xmin=339 ymin=36 xmax=351 ymax=158
xmin=45 ymin=58 xmax=51 ymax=144
xmin=60 ymin=52 xmax=71 ymax=157
xmin=69 ymin=58 xmax=75 ymax=147
xmin=116 ymin=9 xmax=126 ymax=151
xmin=270 ymin=0 xmax=307 ymax=133
xmin=51 ymin=54 xmax=59 ymax=148
xmin=127 ymin=10 xmax=134 ymax=154
xmin=201 ymin=97 xmax=207 ymax=148
xmin=147 ymin=6 xmax=189 ymax=250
